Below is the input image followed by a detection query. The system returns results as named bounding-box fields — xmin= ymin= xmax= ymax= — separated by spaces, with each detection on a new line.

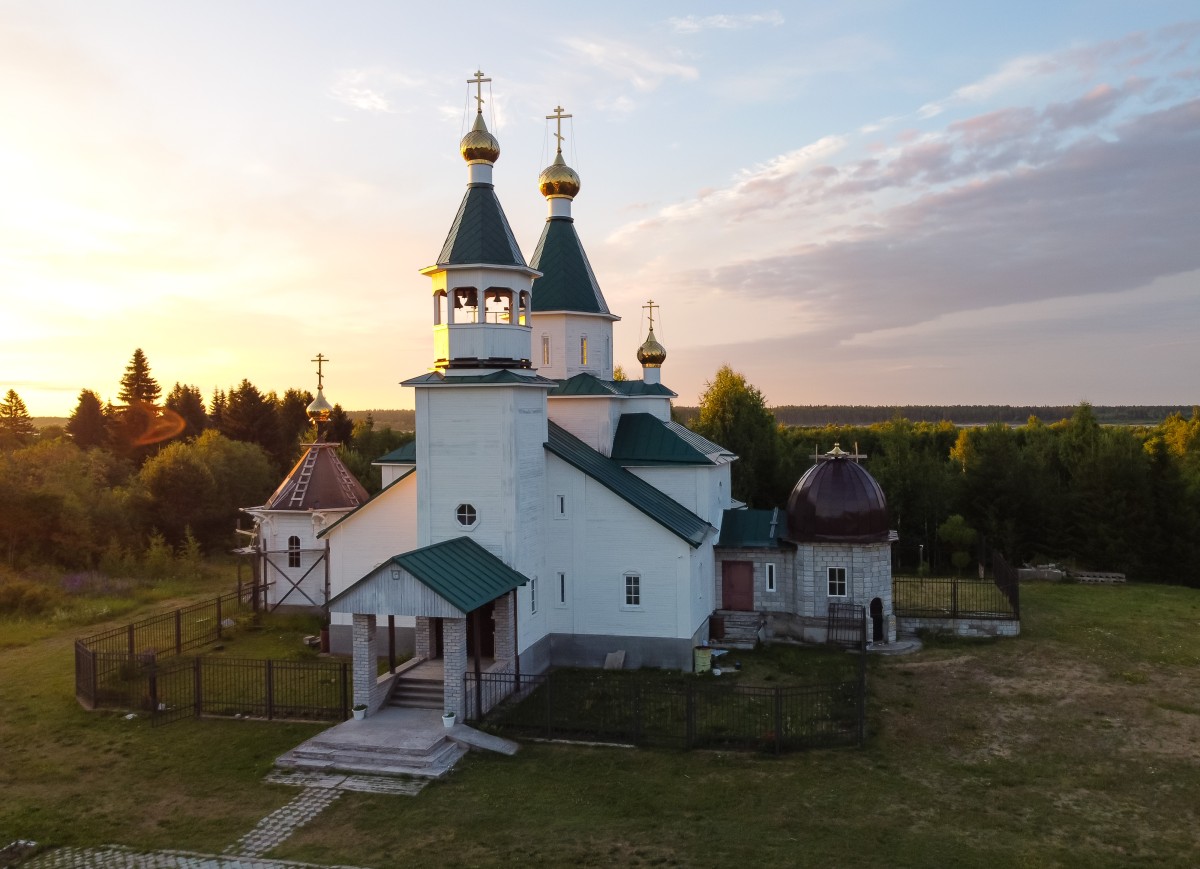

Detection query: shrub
xmin=0 ymin=576 xmax=64 ymax=616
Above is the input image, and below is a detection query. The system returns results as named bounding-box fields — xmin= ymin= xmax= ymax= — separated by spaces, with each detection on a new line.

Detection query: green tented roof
xmin=375 ymin=442 xmax=416 ymax=464
xmin=717 ymin=508 xmax=784 ymax=548
xmin=317 ymin=469 xmax=415 ymax=539
xmin=545 ymin=421 xmax=712 ymax=548
xmin=549 ymin=373 xmax=677 ymax=398
xmin=437 ymin=185 xmax=527 ymax=267
xmin=529 ymin=218 xmax=611 ymax=314
xmin=611 ymin=413 xmax=714 ymax=465
xmin=401 ymin=370 xmax=559 ymax=388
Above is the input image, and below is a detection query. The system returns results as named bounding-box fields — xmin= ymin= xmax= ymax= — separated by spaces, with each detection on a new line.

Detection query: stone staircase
xmin=713 ymin=610 xmax=764 ymax=649
xmin=388 ymin=676 xmax=444 ymax=709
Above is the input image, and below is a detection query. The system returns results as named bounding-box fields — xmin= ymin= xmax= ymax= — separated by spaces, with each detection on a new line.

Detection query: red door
xmin=721 ymin=561 xmax=755 ymax=611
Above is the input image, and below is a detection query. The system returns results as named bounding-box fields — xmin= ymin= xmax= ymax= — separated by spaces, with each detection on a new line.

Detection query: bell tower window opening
xmin=434 ymin=290 xmax=448 ymax=326
xmin=580 ymin=336 xmax=588 ymax=366
xmin=453 ymin=287 xmax=479 ymax=323
xmin=484 ymin=287 xmax=513 ymax=324
xmin=518 ymin=291 xmax=531 ymax=326
xmin=287 ymin=536 xmax=301 ymax=568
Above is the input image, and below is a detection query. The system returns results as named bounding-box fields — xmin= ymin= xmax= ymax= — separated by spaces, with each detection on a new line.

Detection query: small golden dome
xmin=538 ymin=151 xmax=581 ymax=199
xmin=636 ymin=326 xmax=667 ymax=368
xmin=306 ymin=388 xmax=333 ymax=424
xmin=460 ymin=112 xmax=501 ymax=164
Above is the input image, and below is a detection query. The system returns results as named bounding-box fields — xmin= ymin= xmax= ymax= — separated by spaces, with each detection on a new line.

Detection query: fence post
xmin=148 ymin=653 xmax=159 ymax=714
xmin=266 ymin=659 xmax=274 ymax=721
xmin=174 ymin=610 xmax=182 ymax=656
xmin=774 ymin=688 xmax=783 ymax=755
xmin=216 ymin=597 xmax=223 ymax=640
xmin=950 ymin=578 xmax=958 ymax=619
xmin=685 ymin=683 xmax=695 ymax=750
xmin=127 ymin=623 xmax=135 ymax=658
xmin=341 ymin=662 xmax=350 ymax=720
xmin=193 ymin=657 xmax=202 ymax=718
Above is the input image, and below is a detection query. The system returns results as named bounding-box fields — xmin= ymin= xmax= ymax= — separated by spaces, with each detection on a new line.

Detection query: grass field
xmin=2 ymin=582 xmax=1199 ymax=867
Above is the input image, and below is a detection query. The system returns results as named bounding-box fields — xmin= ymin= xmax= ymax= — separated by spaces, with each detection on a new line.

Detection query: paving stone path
xmin=19 ymin=772 xmax=427 ymax=869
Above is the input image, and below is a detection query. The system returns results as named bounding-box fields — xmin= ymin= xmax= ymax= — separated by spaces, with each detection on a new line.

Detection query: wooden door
xmin=721 ymin=561 xmax=755 ymax=611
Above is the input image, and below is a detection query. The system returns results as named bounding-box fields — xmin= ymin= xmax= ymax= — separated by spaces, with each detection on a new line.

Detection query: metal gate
xmin=149 ymin=657 xmax=198 ymax=727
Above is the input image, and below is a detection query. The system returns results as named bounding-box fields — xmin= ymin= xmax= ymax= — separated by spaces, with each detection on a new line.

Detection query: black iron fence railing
xmin=893 ymin=557 xmax=1020 ymax=621
xmin=464 ymin=661 xmax=866 ymax=754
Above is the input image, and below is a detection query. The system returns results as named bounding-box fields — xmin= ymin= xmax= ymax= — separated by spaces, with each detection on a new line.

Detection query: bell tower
xmin=421 ymin=71 xmax=541 ymax=372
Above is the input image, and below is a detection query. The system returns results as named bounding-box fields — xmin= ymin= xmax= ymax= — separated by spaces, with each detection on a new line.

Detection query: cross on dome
xmin=546 ymin=105 xmax=572 ymax=153
xmin=468 ymin=70 xmax=491 ymax=113
xmin=311 ymin=352 xmax=329 ymax=390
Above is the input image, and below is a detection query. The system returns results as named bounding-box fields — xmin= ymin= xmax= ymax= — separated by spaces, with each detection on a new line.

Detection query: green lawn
xmin=2 ymin=582 xmax=1199 ymax=867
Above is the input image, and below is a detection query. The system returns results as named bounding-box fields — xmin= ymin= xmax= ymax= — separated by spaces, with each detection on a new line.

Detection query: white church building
xmin=243 ymin=76 xmax=896 ymax=720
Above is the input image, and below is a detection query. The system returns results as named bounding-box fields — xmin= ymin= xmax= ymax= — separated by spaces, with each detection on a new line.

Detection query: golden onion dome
xmin=636 ymin=326 xmax=667 ymax=368
xmin=306 ymin=388 xmax=334 ymax=424
xmin=460 ymin=112 xmax=501 ymax=163
xmin=538 ymin=150 xmax=581 ymax=199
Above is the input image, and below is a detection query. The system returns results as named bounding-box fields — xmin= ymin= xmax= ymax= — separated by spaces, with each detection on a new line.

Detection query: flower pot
xmin=442 ymin=713 xmax=456 ymax=729
xmin=352 ymin=707 xmax=367 ymax=721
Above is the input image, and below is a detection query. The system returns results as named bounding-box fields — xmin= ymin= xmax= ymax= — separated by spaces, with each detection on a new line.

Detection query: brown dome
xmin=786 ymin=449 xmax=889 ymax=543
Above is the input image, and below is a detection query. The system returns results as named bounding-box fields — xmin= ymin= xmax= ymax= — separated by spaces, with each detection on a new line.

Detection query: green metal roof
xmin=611 ymin=413 xmax=714 ymax=465
xmin=401 ymin=370 xmax=559 ymax=388
xmin=529 ymin=218 xmax=611 ymax=314
xmin=437 ymin=184 xmax=527 ymax=267
xmin=717 ymin=508 xmax=784 ymax=548
xmin=389 ymin=537 xmax=529 ymax=613
xmin=545 ymin=421 xmax=712 ymax=548
xmin=375 ymin=442 xmax=416 ymax=464
xmin=317 ymin=469 xmax=415 ymax=539
xmin=549 ymin=373 xmax=677 ymax=398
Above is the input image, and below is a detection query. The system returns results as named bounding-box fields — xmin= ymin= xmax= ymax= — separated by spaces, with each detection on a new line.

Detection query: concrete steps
xmin=714 ymin=610 xmax=763 ymax=649
xmin=277 ymin=735 xmax=467 ymax=780
xmin=388 ymin=677 xmax=444 ymax=710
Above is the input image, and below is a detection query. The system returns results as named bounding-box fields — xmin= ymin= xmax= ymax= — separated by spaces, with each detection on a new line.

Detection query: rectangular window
xmin=765 ymin=562 xmax=777 ymax=593
xmin=530 ymin=576 xmax=538 ymax=614
xmin=554 ymin=494 xmax=566 ymax=518
xmin=557 ymin=571 xmax=567 ymax=606
xmin=580 ymin=336 xmax=588 ymax=365
xmin=828 ymin=567 xmax=847 ymax=597
xmin=542 ymin=335 xmax=551 ymax=366
xmin=624 ymin=572 xmax=641 ymax=607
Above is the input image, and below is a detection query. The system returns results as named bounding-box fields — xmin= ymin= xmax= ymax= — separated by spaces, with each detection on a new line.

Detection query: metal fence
xmin=75 ymin=647 xmax=350 ymax=726
xmin=893 ymin=555 xmax=1020 ymax=621
xmin=76 ymin=582 xmax=265 ymax=659
xmin=464 ymin=661 xmax=866 ymax=754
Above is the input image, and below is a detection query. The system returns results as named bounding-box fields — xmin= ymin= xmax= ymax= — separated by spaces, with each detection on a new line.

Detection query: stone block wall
xmin=443 ymin=617 xmax=467 ymax=717
xmin=351 ymin=614 xmax=380 ymax=712
xmin=898 ymin=615 xmax=1021 ymax=639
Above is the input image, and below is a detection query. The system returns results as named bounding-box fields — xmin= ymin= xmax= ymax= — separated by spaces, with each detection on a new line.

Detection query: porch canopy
xmin=328 ymin=536 xmax=529 ymax=618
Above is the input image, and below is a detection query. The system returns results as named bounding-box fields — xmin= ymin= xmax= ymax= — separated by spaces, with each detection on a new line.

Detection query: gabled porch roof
xmin=327 ymin=536 xmax=529 ymax=618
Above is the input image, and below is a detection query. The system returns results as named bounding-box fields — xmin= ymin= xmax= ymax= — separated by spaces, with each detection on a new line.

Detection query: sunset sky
xmin=2 ymin=2 xmax=1197 ymax=418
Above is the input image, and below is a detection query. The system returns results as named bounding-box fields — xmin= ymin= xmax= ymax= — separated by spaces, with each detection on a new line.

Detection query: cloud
xmin=667 ymin=11 xmax=785 ymax=34
xmin=560 ymin=37 xmax=698 ymax=91
xmin=327 ymin=68 xmax=425 ymax=114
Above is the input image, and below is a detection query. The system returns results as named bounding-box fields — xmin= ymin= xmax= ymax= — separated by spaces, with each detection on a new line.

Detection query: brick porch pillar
xmin=442 ymin=617 xmax=467 ymax=717
xmin=414 ymin=616 xmax=433 ymax=659
xmin=493 ymin=592 xmax=515 ymax=669
xmin=351 ymin=613 xmax=377 ymax=713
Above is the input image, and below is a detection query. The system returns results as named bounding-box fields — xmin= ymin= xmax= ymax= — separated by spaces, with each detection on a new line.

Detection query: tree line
xmin=690 ymin=365 xmax=1200 ymax=586
xmin=675 ymin=403 xmax=1194 ymax=427
xmin=0 ymin=350 xmax=411 ymax=572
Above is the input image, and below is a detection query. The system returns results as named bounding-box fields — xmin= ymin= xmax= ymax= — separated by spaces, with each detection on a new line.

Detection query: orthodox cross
xmin=312 ymin=353 xmax=329 ymax=390
xmin=468 ymin=70 xmax=491 ymax=113
xmin=546 ymin=105 xmax=572 ymax=153
xmin=642 ymin=299 xmax=659 ymax=331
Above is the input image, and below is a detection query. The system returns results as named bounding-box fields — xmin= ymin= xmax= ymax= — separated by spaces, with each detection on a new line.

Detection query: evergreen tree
xmin=327 ymin=404 xmax=355 ymax=444
xmin=692 ymin=365 xmax=779 ymax=507
xmin=220 ymin=379 xmax=282 ymax=464
xmin=0 ymin=389 xmax=36 ymax=448
xmin=209 ymin=388 xmax=227 ymax=430
xmin=65 ymin=389 xmax=108 ymax=448
xmin=164 ymin=383 xmax=208 ymax=439
xmin=277 ymin=388 xmax=313 ymax=449
xmin=117 ymin=348 xmax=161 ymax=405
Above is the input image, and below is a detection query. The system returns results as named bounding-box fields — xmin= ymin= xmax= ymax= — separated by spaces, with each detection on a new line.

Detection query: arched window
xmin=453 ymin=287 xmax=479 ymax=323
xmin=484 ymin=287 xmax=513 ymax=323
xmin=287 ymin=536 xmax=301 ymax=568
xmin=433 ymin=290 xmax=448 ymax=325
xmin=580 ymin=336 xmax=588 ymax=366
xmin=518 ymin=291 xmax=531 ymax=326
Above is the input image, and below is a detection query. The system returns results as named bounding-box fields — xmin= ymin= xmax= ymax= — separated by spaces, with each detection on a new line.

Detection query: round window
xmin=456 ymin=504 xmax=478 ymax=527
